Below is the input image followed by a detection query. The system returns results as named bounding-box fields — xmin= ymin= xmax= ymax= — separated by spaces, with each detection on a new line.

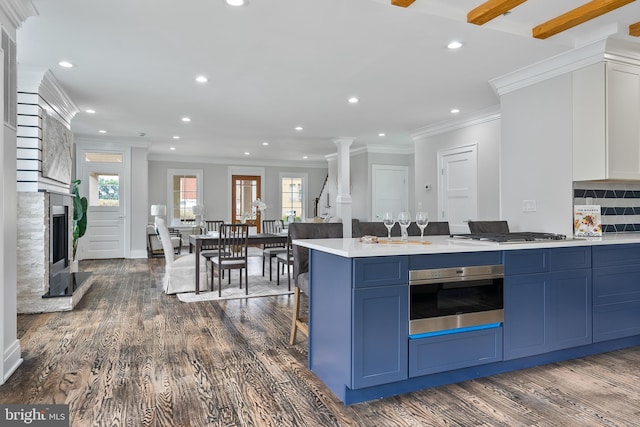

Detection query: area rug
xmin=177 ymin=278 xmax=293 ymax=302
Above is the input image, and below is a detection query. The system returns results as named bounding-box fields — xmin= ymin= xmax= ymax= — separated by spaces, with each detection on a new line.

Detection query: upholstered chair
xmin=147 ymin=224 xmax=181 ymax=257
xmin=467 ymin=220 xmax=509 ymax=234
xmin=352 ymin=220 xmax=450 ymax=237
xmin=156 ymin=218 xmax=207 ymax=294
xmin=288 ymin=222 xmax=343 ymax=344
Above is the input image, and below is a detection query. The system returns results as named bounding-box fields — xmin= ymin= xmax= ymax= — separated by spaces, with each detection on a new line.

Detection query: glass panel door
xmin=232 ymin=175 xmax=261 ymax=233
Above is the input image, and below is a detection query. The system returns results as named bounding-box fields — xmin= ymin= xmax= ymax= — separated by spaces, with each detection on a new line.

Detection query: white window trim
xmin=167 ymin=168 xmax=203 ymax=227
xmin=279 ymin=172 xmax=308 ymax=220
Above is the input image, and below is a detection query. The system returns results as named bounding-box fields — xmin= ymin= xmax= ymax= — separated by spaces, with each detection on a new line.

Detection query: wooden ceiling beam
xmin=533 ymin=0 xmax=636 ymax=39
xmin=630 ymin=21 xmax=640 ymax=36
xmin=468 ymin=0 xmax=528 ymax=25
xmin=391 ymin=0 xmax=416 ymax=7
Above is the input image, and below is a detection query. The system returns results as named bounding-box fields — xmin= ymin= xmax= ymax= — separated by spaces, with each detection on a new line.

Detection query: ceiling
xmin=15 ymin=0 xmax=640 ymax=164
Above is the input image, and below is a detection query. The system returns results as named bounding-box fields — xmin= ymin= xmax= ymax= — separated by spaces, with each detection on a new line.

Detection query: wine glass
xmin=398 ymin=211 xmax=411 ymax=241
xmin=382 ymin=212 xmax=395 ymax=240
xmin=415 ymin=211 xmax=429 ymax=241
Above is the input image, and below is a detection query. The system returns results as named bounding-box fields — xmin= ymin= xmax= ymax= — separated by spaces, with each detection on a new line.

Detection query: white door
xmin=78 ymin=151 xmax=127 ymax=259
xmin=372 ymin=165 xmax=409 ymax=220
xmin=438 ymin=144 xmax=478 ymax=233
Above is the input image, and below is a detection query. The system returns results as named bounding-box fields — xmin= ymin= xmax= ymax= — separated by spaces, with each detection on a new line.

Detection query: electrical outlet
xmin=522 ymin=200 xmax=536 ymax=213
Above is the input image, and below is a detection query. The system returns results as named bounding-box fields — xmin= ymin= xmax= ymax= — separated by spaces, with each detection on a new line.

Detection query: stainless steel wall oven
xmin=409 ymin=264 xmax=504 ymax=336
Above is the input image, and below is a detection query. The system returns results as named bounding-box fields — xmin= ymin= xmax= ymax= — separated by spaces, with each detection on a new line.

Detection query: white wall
xmin=500 ymin=73 xmax=574 ymax=234
xmin=148 ymin=160 xmax=328 ymax=223
xmin=413 ymin=117 xmax=500 ymax=224
xmin=130 ymin=147 xmax=149 ymax=258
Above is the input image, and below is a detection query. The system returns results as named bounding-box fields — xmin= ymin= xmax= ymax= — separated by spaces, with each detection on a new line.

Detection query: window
xmin=88 ymin=173 xmax=120 ymax=206
xmin=280 ymin=173 xmax=307 ymax=222
xmin=85 ymin=152 xmax=123 ymax=163
xmin=167 ymin=169 xmax=203 ymax=226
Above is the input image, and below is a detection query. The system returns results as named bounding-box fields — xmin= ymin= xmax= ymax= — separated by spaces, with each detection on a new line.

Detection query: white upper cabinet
xmin=573 ymin=61 xmax=640 ymax=181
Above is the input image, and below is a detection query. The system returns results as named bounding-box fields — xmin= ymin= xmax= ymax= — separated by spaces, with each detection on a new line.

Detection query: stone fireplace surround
xmin=16 ymin=191 xmax=93 ymax=313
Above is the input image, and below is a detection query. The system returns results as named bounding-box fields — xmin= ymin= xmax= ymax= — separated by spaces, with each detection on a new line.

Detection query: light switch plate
xmin=522 ymin=200 xmax=537 ymax=212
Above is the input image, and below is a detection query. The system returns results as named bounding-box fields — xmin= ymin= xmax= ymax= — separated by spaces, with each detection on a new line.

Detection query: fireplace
xmin=50 ymin=204 xmax=68 ymax=277
xmin=17 ymin=191 xmax=93 ymax=312
xmin=45 ymin=193 xmax=90 ymax=298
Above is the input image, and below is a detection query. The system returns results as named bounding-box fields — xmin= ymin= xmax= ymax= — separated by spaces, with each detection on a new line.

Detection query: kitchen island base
xmin=319 ymin=334 xmax=640 ymax=405
xmin=303 ymin=241 xmax=640 ymax=405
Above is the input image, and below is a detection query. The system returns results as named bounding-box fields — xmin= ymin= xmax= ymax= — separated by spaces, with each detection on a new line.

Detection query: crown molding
xmin=490 ymin=37 xmax=640 ymax=97
xmin=490 ymin=39 xmax=609 ymax=97
xmin=39 ymin=71 xmax=79 ymax=124
xmin=74 ymin=137 xmax=151 ymax=150
xmin=325 ymin=143 xmax=414 ymax=160
xmin=411 ymin=105 xmax=501 ymax=140
xmin=0 ymin=0 xmax=37 ymax=31
xmin=147 ymin=153 xmax=328 ymax=169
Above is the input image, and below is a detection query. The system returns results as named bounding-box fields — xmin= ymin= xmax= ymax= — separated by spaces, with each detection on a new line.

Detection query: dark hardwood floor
xmin=1 ymin=257 xmax=640 ymax=426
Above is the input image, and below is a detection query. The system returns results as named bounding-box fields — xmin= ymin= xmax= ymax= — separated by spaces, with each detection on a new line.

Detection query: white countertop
xmin=292 ymin=233 xmax=640 ymax=258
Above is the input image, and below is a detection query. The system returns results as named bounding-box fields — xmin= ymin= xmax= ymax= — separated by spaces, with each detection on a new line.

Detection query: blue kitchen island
xmin=292 ymin=234 xmax=640 ymax=404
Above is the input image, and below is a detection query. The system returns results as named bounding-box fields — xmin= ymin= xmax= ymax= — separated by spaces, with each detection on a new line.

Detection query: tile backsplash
xmin=574 ymin=181 xmax=640 ymax=233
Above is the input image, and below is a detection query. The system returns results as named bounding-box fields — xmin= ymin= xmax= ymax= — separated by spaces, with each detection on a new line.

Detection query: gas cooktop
xmin=450 ymin=232 xmax=567 ymax=243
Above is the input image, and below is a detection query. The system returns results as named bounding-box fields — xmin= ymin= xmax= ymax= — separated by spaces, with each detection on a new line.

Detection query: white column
xmin=333 ymin=137 xmax=354 ymax=238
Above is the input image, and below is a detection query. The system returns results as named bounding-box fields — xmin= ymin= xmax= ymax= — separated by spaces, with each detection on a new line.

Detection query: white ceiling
xmin=16 ymin=0 xmax=640 ymax=164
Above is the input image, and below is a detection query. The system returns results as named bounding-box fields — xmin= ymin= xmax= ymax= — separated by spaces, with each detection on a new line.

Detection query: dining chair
xmin=262 ymin=219 xmax=287 ymax=281
xmin=205 ymin=220 xmax=224 ymax=233
xmin=210 ymin=223 xmax=249 ymax=297
xmin=467 ymin=220 xmax=509 ymax=234
xmin=155 ymin=218 xmax=207 ymax=294
xmin=275 ymin=232 xmax=294 ymax=290
xmin=288 ymin=222 xmax=343 ymax=345
xmin=353 ymin=220 xmax=451 ymax=237
xmin=200 ymin=220 xmax=225 ymax=286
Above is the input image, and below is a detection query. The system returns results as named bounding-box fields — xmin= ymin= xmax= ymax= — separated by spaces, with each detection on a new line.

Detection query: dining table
xmin=189 ymin=231 xmax=289 ymax=294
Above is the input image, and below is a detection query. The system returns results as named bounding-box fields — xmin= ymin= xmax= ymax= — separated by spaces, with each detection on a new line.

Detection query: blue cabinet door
xmin=503 ymin=273 xmax=547 ymax=360
xmin=593 ymin=264 xmax=640 ymax=342
xmin=547 ymin=270 xmax=592 ymax=351
xmin=352 ymin=285 xmax=408 ymax=389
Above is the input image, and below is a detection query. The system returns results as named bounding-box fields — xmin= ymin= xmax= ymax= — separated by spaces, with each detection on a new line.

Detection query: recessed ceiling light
xmin=295 ymin=126 xmax=303 ymax=131
xmin=348 ymin=97 xmax=359 ymax=104
xmin=226 ymin=0 xmax=246 ymax=6
xmin=58 ymin=61 xmax=74 ymax=68
xmin=170 ymin=147 xmax=176 ymax=151
xmin=244 ymin=152 xmax=250 ymax=156
xmin=181 ymin=117 xmax=191 ymax=122
xmin=447 ymin=41 xmax=463 ymax=50
xmin=303 ymin=156 xmax=308 ymax=159
xmin=85 ymin=109 xmax=96 ymax=114
xmin=450 ymin=108 xmax=460 ymax=114
xmin=262 ymin=141 xmax=269 ymax=146
xmin=378 ymin=132 xmax=386 ymax=137
xmin=195 ymin=75 xmax=208 ymax=83
xmin=173 ymin=136 xmax=181 ymax=139
xmin=98 ymin=130 xmax=107 ymax=134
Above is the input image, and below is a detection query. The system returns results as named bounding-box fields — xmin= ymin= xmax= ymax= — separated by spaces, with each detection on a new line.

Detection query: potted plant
xmin=71 ymin=179 xmax=87 ymax=271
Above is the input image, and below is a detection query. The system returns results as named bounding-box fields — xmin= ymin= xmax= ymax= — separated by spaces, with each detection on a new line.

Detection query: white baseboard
xmin=129 ymin=249 xmax=148 ymax=259
xmin=2 ymin=339 xmax=22 ymax=385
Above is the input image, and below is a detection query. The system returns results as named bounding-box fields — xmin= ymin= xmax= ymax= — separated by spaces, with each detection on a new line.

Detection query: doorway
xmin=437 ymin=144 xmax=478 ymax=233
xmin=232 ymin=175 xmax=262 ymax=233
xmin=371 ymin=165 xmax=409 ymax=221
xmin=77 ymin=149 xmax=128 ymax=259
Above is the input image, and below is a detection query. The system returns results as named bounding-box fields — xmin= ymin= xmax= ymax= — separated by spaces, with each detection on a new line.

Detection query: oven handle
xmin=409 ymin=274 xmax=504 ymax=286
